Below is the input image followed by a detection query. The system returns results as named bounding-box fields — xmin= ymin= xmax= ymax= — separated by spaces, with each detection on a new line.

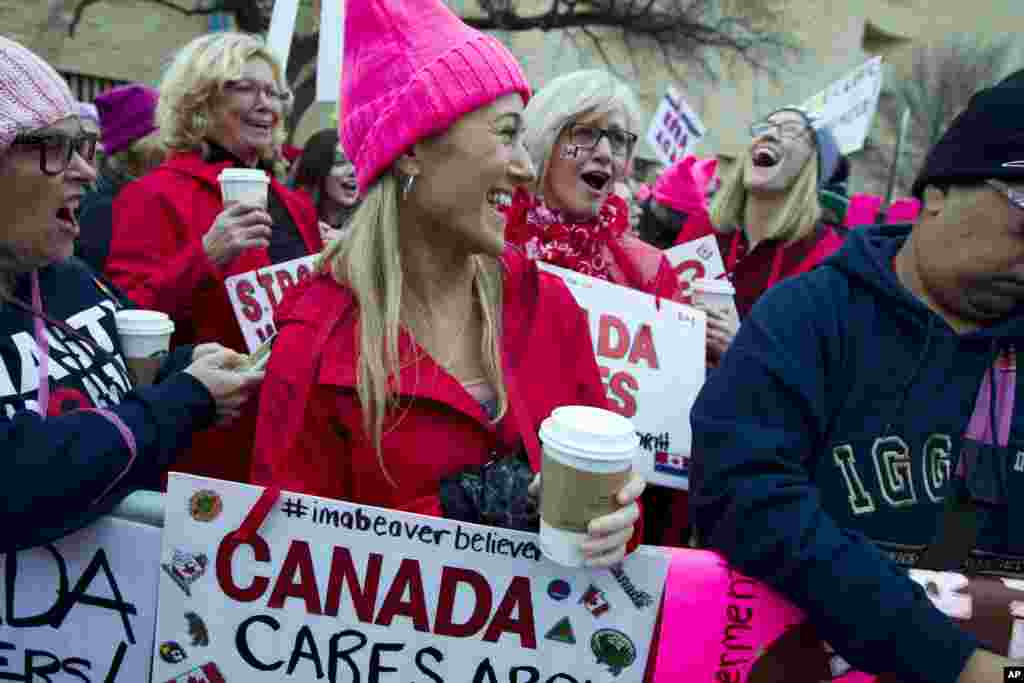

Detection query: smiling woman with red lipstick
xmin=504 ymin=69 xmax=678 ymax=300
xmin=105 ymin=33 xmax=322 ymax=485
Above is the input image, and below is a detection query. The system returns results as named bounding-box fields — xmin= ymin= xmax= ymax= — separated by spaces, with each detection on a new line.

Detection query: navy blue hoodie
xmin=1 ymin=259 xmax=215 ymax=551
xmin=690 ymin=224 xmax=1024 ymax=683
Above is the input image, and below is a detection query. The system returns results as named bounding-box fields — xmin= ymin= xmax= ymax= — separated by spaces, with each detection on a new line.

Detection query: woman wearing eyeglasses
xmin=0 ymin=36 xmax=263 ymax=551
xmin=504 ymin=70 xmax=678 ymax=300
xmin=106 ymin=33 xmax=323 ymax=485
xmin=674 ymin=107 xmax=845 ymax=366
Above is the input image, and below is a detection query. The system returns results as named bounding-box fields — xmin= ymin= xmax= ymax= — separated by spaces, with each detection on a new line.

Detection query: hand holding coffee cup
xmin=203 ymin=168 xmax=273 ymax=267
xmin=536 ymin=406 xmax=643 ymax=567
xmin=692 ymin=278 xmax=740 ymax=362
xmin=114 ymin=310 xmax=175 ymax=386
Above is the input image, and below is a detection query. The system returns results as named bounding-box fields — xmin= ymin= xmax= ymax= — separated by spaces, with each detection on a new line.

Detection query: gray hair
xmin=522 ymin=69 xmax=642 ymax=193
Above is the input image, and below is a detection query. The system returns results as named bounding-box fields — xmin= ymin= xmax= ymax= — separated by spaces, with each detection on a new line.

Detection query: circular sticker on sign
xmin=547 ymin=579 xmax=571 ymax=601
xmin=189 ymin=490 xmax=223 ymax=523
xmin=591 ymin=628 xmax=636 ymax=676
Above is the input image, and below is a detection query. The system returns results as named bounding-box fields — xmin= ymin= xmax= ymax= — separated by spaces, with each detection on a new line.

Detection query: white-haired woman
xmin=675 ymin=107 xmax=845 ymax=364
xmin=0 ymin=36 xmax=262 ymax=551
xmin=106 ymin=33 xmax=323 ymax=485
xmin=252 ymin=0 xmax=643 ymax=567
xmin=504 ymin=69 xmax=678 ymax=299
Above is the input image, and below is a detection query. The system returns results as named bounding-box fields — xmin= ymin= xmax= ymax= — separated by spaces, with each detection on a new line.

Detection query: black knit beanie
xmin=912 ymin=68 xmax=1024 ymax=198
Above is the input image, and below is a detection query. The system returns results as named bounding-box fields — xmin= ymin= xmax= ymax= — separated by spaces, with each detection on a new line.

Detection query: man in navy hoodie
xmin=690 ymin=71 xmax=1024 ymax=682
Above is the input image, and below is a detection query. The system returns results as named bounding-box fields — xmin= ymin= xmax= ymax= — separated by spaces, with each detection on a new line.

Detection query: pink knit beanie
xmin=95 ymin=84 xmax=159 ymax=155
xmin=654 ymin=155 xmax=718 ymax=214
xmin=340 ymin=0 xmax=531 ymax=193
xmin=0 ymin=36 xmax=76 ymax=153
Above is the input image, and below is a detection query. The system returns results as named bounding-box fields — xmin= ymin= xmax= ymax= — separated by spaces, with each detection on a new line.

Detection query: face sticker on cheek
xmin=560 ymin=144 xmax=583 ymax=160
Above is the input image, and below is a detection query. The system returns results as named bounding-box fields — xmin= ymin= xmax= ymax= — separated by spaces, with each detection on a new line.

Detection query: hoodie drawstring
xmin=31 ymin=270 xmax=49 ymax=416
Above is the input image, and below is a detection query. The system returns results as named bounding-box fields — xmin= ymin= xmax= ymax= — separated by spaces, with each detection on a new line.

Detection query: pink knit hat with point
xmin=0 ymin=36 xmax=76 ymax=152
xmin=95 ymin=84 xmax=159 ymax=155
xmin=340 ymin=0 xmax=531 ymax=193
xmin=654 ymin=155 xmax=719 ymax=214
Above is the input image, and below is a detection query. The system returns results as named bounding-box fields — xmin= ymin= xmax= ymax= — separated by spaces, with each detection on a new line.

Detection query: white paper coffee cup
xmin=115 ymin=310 xmax=175 ymax=386
xmin=218 ymin=168 xmax=269 ymax=209
xmin=692 ymin=277 xmax=738 ymax=318
xmin=538 ymin=405 xmax=638 ymax=567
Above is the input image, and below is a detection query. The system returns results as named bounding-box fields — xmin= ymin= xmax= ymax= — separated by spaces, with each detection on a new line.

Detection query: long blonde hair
xmin=709 ymin=153 xmax=822 ymax=243
xmin=319 ymin=172 xmax=508 ymax=483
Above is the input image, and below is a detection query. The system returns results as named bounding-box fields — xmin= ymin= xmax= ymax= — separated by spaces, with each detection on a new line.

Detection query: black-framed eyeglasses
xmin=567 ymin=123 xmax=638 ymax=158
xmin=987 ymin=179 xmax=1024 ymax=212
xmin=11 ymin=132 xmax=99 ymax=176
xmin=749 ymin=119 xmax=812 ymax=141
xmin=223 ymin=79 xmax=292 ymax=105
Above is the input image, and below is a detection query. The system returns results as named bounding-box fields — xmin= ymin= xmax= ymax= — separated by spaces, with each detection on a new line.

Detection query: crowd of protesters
xmin=5 ymin=0 xmax=1024 ymax=679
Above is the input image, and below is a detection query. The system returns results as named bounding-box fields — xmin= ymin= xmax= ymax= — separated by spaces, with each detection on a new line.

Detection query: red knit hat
xmin=340 ymin=0 xmax=531 ymax=193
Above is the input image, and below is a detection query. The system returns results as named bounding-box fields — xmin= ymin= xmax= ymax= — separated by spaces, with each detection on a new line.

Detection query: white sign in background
xmin=801 ymin=56 xmax=884 ymax=155
xmin=316 ymin=0 xmax=344 ymax=103
xmin=224 ymin=254 xmax=320 ymax=353
xmin=663 ymin=235 xmax=726 ymax=304
xmin=645 ymin=86 xmax=707 ymax=167
xmin=266 ymin=0 xmax=300 ymax=75
xmin=0 ymin=518 xmax=161 ymax=683
xmin=155 ymin=474 xmax=670 ymax=683
xmin=540 ymin=263 xmax=706 ymax=490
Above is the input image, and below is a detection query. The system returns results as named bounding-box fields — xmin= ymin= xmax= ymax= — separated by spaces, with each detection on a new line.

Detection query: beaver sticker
xmin=591 ymin=628 xmax=636 ymax=676
xmin=189 ymin=490 xmax=223 ymax=523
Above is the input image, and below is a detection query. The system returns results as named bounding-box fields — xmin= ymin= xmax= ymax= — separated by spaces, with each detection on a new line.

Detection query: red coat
xmin=107 ymin=150 xmax=322 ymax=483
xmin=252 ymin=248 xmax=640 ymax=546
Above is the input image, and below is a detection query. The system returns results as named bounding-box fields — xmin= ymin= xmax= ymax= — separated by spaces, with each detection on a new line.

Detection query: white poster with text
xmin=801 ymin=57 xmax=884 ymax=155
xmin=664 ymin=235 xmax=726 ymax=304
xmin=645 ymin=86 xmax=707 ymax=167
xmin=154 ymin=475 xmax=670 ymax=683
xmin=0 ymin=518 xmax=161 ymax=682
xmin=540 ymin=263 xmax=706 ymax=490
xmin=224 ymin=254 xmax=319 ymax=353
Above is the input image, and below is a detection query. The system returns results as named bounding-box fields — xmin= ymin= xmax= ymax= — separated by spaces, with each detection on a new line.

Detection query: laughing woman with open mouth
xmin=504 ymin=70 xmax=679 ymax=301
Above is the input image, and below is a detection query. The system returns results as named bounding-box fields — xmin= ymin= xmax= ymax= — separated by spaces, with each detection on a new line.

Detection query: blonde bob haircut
xmin=522 ymin=69 xmax=642 ymax=195
xmin=157 ymin=32 xmax=288 ymax=158
xmin=709 ymin=150 xmax=823 ymax=243
xmin=320 ymin=171 xmax=507 ymax=484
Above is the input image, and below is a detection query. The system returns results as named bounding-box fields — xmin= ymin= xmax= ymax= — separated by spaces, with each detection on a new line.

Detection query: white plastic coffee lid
xmin=539 ymin=405 xmax=639 ymax=460
xmin=218 ymin=168 xmax=269 ymax=183
xmin=692 ymin=277 xmax=735 ymax=295
xmin=114 ymin=309 xmax=175 ymax=335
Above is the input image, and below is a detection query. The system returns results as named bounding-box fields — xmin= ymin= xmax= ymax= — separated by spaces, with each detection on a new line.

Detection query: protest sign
xmin=0 ymin=518 xmax=161 ymax=682
xmin=645 ymin=86 xmax=706 ymax=167
xmin=316 ymin=0 xmax=343 ymax=102
xmin=801 ymin=57 xmax=884 ymax=155
xmin=225 ymin=254 xmax=319 ymax=353
xmin=154 ymin=474 xmax=671 ymax=683
xmin=663 ymin=235 xmax=726 ymax=304
xmin=266 ymin=0 xmax=300 ymax=72
xmin=539 ymin=263 xmax=706 ymax=490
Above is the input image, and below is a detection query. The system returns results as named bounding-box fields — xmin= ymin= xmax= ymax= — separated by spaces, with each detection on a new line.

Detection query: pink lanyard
xmin=31 ymin=270 xmax=50 ymax=417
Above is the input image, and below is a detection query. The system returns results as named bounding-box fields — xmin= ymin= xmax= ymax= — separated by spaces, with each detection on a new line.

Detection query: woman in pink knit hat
xmin=503 ymin=69 xmax=679 ymax=301
xmin=0 ymin=36 xmax=262 ymax=551
xmin=252 ymin=0 xmax=644 ymax=566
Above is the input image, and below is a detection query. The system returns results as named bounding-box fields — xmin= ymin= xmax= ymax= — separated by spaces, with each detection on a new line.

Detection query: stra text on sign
xmin=645 ymin=86 xmax=707 ymax=167
xmin=224 ymin=254 xmax=319 ymax=353
xmin=539 ymin=263 xmax=706 ymax=490
xmin=154 ymin=474 xmax=670 ymax=683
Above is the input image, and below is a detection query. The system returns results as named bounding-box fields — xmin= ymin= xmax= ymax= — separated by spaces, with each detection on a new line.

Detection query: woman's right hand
xmin=202 ymin=203 xmax=273 ymax=267
xmin=184 ymin=346 xmax=265 ymax=425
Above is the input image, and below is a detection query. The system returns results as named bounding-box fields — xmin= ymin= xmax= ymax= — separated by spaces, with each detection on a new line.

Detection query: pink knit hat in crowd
xmin=340 ymin=0 xmax=531 ymax=193
xmin=95 ymin=84 xmax=159 ymax=155
xmin=654 ymin=155 xmax=719 ymax=214
xmin=0 ymin=36 xmax=76 ymax=152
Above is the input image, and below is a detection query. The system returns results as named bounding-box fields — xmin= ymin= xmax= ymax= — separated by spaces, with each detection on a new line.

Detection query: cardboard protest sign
xmin=539 ymin=263 xmax=706 ymax=490
xmin=645 ymin=86 xmax=706 ymax=167
xmin=802 ymin=57 xmax=884 ymax=155
xmin=663 ymin=235 xmax=726 ymax=304
xmin=0 ymin=517 xmax=161 ymax=682
xmin=224 ymin=254 xmax=319 ymax=353
xmin=155 ymin=474 xmax=671 ymax=683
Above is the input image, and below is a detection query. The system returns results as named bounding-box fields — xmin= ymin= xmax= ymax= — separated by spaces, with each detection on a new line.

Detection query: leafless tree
xmin=62 ymin=0 xmax=795 ymax=142
xmin=857 ymin=34 xmax=1020 ymax=198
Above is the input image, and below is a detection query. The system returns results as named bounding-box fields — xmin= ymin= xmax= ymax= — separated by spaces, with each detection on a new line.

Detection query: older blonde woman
xmin=106 ymin=33 xmax=322 ymax=484
xmin=504 ymin=69 xmax=677 ymax=299
xmin=674 ymin=107 xmax=844 ymax=363
xmin=252 ymin=0 xmax=643 ymax=567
